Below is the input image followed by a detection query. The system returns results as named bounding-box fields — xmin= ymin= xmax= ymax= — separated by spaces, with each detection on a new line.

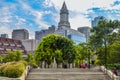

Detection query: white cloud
xmin=0 ymin=26 xmax=12 ymax=38
xmin=19 ymin=0 xmax=49 ymax=29
xmin=70 ymin=14 xmax=91 ymax=30
xmin=50 ymin=0 xmax=119 ymax=29
xmin=0 ymin=7 xmax=12 ymax=23
xmin=43 ymin=0 xmax=53 ymax=8
xmin=0 ymin=0 xmax=120 ymax=39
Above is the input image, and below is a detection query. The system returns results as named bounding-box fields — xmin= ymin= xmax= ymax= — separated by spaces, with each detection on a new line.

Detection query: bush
xmin=107 ymin=63 xmax=120 ymax=70
xmin=0 ymin=64 xmax=7 ymax=76
xmin=0 ymin=61 xmax=26 ymax=78
xmin=18 ymin=61 xmax=28 ymax=67
xmin=30 ymin=62 xmax=38 ymax=68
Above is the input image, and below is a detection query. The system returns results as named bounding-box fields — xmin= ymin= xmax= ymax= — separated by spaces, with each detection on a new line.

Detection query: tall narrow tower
xmin=58 ymin=2 xmax=70 ymax=28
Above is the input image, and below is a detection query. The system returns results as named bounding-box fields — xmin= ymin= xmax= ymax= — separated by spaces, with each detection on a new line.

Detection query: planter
xmin=0 ymin=66 xmax=31 ymax=80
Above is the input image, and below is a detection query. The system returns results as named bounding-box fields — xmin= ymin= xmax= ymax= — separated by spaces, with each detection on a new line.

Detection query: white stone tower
xmin=58 ymin=1 xmax=70 ymax=28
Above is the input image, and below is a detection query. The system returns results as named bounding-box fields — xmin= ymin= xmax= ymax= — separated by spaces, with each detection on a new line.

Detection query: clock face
xmin=61 ymin=14 xmax=67 ymax=21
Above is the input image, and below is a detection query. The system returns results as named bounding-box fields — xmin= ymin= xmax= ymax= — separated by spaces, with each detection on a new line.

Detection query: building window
xmin=13 ymin=49 xmax=16 ymax=51
xmin=4 ymin=43 xmax=9 ymax=46
xmin=0 ymin=48 xmax=4 ymax=50
xmin=10 ymin=44 xmax=15 ymax=46
xmin=6 ymin=49 xmax=11 ymax=51
xmin=17 ymin=45 xmax=21 ymax=47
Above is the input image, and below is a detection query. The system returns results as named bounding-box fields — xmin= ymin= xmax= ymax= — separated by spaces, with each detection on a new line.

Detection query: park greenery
xmin=0 ymin=50 xmax=37 ymax=78
xmin=89 ymin=20 xmax=120 ymax=67
xmin=0 ymin=61 xmax=27 ymax=78
xmin=34 ymin=34 xmax=76 ymax=67
xmin=0 ymin=19 xmax=120 ymax=78
xmin=34 ymin=20 xmax=120 ymax=67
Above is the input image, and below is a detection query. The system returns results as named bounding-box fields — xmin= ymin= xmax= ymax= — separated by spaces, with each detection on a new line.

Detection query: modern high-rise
xmin=35 ymin=25 xmax=56 ymax=41
xmin=77 ymin=26 xmax=91 ymax=42
xmin=91 ymin=16 xmax=106 ymax=27
xmin=12 ymin=29 xmax=29 ymax=40
xmin=0 ymin=34 xmax=8 ymax=38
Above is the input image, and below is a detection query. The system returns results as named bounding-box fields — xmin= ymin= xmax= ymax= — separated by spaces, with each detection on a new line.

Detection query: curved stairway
xmin=26 ymin=67 xmax=111 ymax=80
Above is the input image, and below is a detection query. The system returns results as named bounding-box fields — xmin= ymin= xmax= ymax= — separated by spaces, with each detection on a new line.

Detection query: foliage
xmin=107 ymin=63 xmax=120 ymax=70
xmin=25 ymin=53 xmax=38 ymax=68
xmin=14 ymin=50 xmax=22 ymax=61
xmin=0 ymin=55 xmax=3 ymax=63
xmin=55 ymin=49 xmax=63 ymax=64
xmin=34 ymin=34 xmax=76 ymax=65
xmin=25 ymin=53 xmax=34 ymax=63
xmin=108 ymin=41 xmax=120 ymax=63
xmin=3 ymin=50 xmax=23 ymax=62
xmin=30 ymin=62 xmax=38 ymax=68
xmin=90 ymin=20 xmax=120 ymax=65
xmin=0 ymin=61 xmax=26 ymax=78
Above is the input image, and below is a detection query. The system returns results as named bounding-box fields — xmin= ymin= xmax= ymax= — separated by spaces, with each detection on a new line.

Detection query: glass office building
xmin=67 ymin=29 xmax=86 ymax=45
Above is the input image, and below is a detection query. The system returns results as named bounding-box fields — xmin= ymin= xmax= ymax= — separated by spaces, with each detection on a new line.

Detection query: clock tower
xmin=58 ymin=2 xmax=70 ymax=28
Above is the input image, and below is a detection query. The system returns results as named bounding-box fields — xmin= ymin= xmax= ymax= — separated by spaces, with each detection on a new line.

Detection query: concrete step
xmin=26 ymin=74 xmax=109 ymax=80
xmin=30 ymin=68 xmax=101 ymax=72
xmin=26 ymin=68 xmax=111 ymax=80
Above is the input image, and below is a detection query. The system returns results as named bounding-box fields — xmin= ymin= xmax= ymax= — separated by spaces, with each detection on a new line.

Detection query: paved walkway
xmin=26 ymin=67 xmax=111 ymax=80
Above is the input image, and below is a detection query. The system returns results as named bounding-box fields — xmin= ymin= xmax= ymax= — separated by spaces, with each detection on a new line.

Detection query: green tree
xmin=90 ymin=20 xmax=120 ymax=66
xmin=34 ymin=34 xmax=76 ymax=65
xmin=74 ymin=45 xmax=82 ymax=67
xmin=4 ymin=50 xmax=16 ymax=62
xmin=3 ymin=50 xmax=23 ymax=62
xmin=14 ymin=50 xmax=22 ymax=61
xmin=108 ymin=41 xmax=120 ymax=63
xmin=54 ymin=49 xmax=63 ymax=65
xmin=25 ymin=53 xmax=34 ymax=63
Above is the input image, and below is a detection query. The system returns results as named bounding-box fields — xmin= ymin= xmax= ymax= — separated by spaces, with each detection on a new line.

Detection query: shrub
xmin=0 ymin=61 xmax=26 ymax=78
xmin=18 ymin=60 xmax=28 ymax=67
xmin=30 ymin=62 xmax=38 ymax=68
xmin=4 ymin=62 xmax=25 ymax=78
xmin=0 ymin=64 xmax=7 ymax=76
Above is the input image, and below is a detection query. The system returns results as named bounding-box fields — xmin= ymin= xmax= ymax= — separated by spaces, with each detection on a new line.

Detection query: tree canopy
xmin=34 ymin=34 xmax=76 ymax=65
xmin=90 ymin=20 xmax=120 ymax=65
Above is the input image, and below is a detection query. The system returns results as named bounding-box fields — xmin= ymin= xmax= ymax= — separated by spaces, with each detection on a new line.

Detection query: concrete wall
xmin=22 ymin=39 xmax=40 ymax=53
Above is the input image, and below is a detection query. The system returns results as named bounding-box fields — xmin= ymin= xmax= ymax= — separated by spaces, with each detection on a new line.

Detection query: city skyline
xmin=0 ymin=0 xmax=120 ymax=39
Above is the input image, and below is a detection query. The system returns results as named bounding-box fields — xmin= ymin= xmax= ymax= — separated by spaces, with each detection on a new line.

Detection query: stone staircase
xmin=26 ymin=67 xmax=111 ymax=80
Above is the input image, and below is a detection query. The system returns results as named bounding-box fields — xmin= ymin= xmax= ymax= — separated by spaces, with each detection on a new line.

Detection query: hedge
xmin=0 ymin=61 xmax=27 ymax=78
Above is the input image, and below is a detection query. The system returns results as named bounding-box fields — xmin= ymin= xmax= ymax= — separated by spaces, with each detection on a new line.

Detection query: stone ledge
xmin=100 ymin=66 xmax=120 ymax=80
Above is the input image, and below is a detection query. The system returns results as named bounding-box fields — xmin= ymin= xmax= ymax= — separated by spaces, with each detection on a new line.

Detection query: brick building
xmin=0 ymin=38 xmax=26 ymax=55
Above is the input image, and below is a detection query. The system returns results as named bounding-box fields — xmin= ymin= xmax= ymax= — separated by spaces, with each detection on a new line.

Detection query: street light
xmin=88 ymin=49 xmax=90 ymax=69
xmin=104 ymin=40 xmax=107 ymax=68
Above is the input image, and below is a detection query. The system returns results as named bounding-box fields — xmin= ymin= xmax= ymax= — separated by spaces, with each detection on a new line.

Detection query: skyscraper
xmin=35 ymin=25 xmax=56 ymax=41
xmin=78 ymin=26 xmax=91 ymax=42
xmin=92 ymin=16 xmax=106 ymax=27
xmin=12 ymin=29 xmax=29 ymax=40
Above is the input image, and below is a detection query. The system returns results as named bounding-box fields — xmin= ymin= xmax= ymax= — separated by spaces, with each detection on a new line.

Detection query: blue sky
xmin=0 ymin=0 xmax=120 ymax=39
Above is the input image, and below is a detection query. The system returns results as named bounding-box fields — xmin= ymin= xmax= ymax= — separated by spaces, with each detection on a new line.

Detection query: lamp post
xmin=104 ymin=40 xmax=107 ymax=68
xmin=88 ymin=49 xmax=90 ymax=69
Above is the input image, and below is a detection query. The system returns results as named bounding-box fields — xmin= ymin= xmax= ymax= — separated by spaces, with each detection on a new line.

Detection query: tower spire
xmin=61 ymin=1 xmax=67 ymax=10
xmin=58 ymin=1 xmax=70 ymax=28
